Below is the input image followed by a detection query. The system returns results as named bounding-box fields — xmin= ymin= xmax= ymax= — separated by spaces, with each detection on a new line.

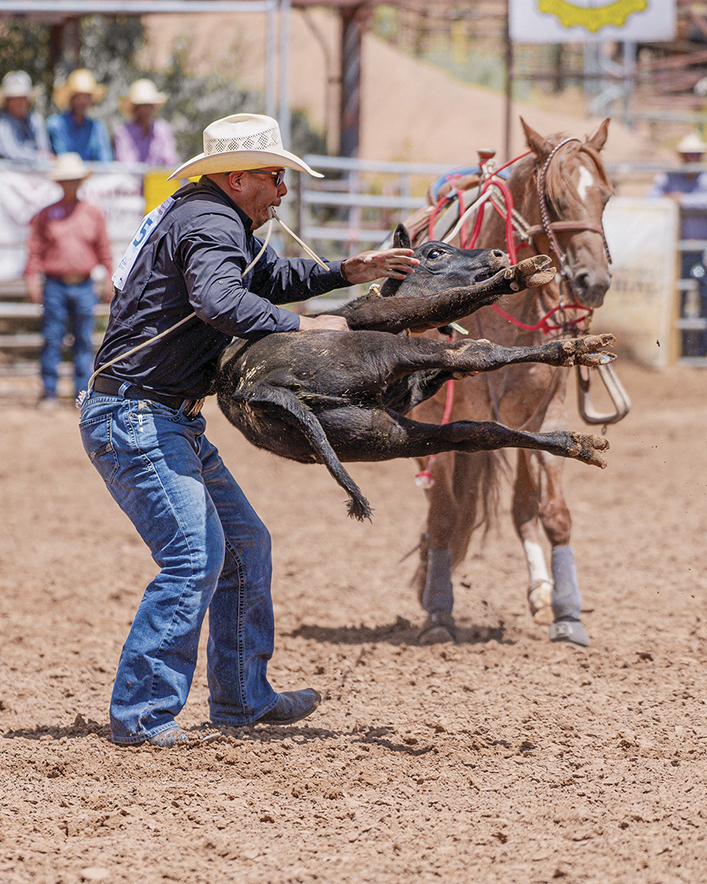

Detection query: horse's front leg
xmin=514 ymin=447 xmax=589 ymax=647
xmin=512 ymin=448 xmax=554 ymax=626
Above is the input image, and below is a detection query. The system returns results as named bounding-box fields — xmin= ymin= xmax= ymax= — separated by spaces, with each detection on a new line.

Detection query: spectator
xmin=648 ymin=131 xmax=707 ymax=357
xmin=114 ymin=78 xmax=178 ymax=167
xmin=24 ymin=152 xmax=113 ymax=408
xmin=47 ymin=69 xmax=113 ymax=162
xmin=0 ymin=70 xmax=51 ymax=165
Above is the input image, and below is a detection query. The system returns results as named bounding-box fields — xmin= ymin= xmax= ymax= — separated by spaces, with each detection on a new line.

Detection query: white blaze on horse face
xmin=576 ymin=164 xmax=595 ymax=202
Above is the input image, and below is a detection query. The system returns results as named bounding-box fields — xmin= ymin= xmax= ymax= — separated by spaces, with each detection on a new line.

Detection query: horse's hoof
xmin=549 ymin=619 xmax=590 ymax=647
xmin=528 ymin=581 xmax=553 ymax=625
xmin=419 ymin=612 xmax=456 ymax=645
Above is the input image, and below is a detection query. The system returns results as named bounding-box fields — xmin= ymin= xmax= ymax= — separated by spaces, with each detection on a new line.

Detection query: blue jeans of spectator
xmin=79 ymin=391 xmax=278 ymax=744
xmin=41 ymin=277 xmax=96 ymax=397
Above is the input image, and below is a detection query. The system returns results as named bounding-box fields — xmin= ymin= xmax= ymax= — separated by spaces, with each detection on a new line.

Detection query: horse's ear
xmin=393 ymin=223 xmax=412 ymax=250
xmin=520 ymin=117 xmax=549 ymax=158
xmin=587 ymin=118 xmax=610 ymax=152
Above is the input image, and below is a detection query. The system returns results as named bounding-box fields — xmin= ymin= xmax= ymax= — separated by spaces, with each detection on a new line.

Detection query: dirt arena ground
xmin=1 ymin=358 xmax=706 ymax=884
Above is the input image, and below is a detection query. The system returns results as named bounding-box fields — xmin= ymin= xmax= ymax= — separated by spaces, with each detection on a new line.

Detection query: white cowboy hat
xmin=168 ymin=113 xmax=323 ymax=180
xmin=677 ymin=132 xmax=707 ymax=154
xmin=119 ymin=78 xmax=168 ymax=117
xmin=53 ymin=69 xmax=106 ymax=110
xmin=0 ymin=70 xmax=38 ymax=106
xmin=46 ymin=152 xmax=91 ymax=182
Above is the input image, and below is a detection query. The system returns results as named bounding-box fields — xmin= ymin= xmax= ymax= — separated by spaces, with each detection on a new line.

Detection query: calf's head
xmin=379 ymin=223 xmax=509 ymax=298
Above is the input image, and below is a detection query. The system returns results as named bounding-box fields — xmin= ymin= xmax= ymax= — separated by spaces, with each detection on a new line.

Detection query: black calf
xmin=216 ymin=225 xmax=614 ymax=519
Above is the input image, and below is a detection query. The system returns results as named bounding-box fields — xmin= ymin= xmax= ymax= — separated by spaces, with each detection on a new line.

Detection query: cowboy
xmin=114 ymin=78 xmax=178 ymax=167
xmin=0 ymin=70 xmax=51 ymax=165
xmin=24 ymin=152 xmax=113 ymax=407
xmin=648 ymin=131 xmax=707 ymax=357
xmin=79 ymin=113 xmax=419 ymax=748
xmin=47 ymin=69 xmax=113 ymax=162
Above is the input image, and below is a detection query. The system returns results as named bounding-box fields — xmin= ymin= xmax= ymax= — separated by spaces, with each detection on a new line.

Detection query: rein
xmin=415 ymin=137 xmax=628 ymax=462
xmin=465 ymin=138 xmax=612 ymax=337
xmin=414 ymin=368 xmax=456 ymax=490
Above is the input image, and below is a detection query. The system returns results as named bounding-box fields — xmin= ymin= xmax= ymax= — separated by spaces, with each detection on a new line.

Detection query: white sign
xmin=591 ymin=197 xmax=678 ymax=369
xmin=509 ymin=0 xmax=677 ymax=43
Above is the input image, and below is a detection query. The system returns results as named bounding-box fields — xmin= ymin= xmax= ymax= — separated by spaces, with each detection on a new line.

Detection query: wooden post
xmin=339 ymin=3 xmax=370 ymax=158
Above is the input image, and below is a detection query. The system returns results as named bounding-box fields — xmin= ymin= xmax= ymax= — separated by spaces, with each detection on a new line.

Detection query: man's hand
xmin=298 ymin=314 xmax=349 ymax=332
xmin=25 ymin=275 xmax=43 ymax=304
xmin=342 ymin=248 xmax=419 ymax=285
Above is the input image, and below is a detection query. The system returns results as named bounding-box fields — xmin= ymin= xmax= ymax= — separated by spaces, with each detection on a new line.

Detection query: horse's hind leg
xmin=414 ymin=451 xmax=459 ymax=644
xmin=513 ymin=449 xmax=589 ymax=647
xmin=512 ymin=450 xmax=553 ymax=625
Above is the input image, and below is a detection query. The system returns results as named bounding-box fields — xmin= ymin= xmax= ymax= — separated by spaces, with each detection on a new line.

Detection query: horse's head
xmin=521 ymin=117 xmax=613 ymax=308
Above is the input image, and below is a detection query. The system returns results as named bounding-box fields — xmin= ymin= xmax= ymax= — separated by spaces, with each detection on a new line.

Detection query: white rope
xmin=269 ymin=207 xmax=329 ymax=269
xmin=442 ymin=190 xmax=493 ymax=244
xmin=85 ymin=210 xmax=322 ymax=393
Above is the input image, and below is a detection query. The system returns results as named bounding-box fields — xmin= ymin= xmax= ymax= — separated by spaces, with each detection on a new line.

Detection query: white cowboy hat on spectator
xmin=0 ymin=70 xmax=38 ymax=106
xmin=119 ymin=78 xmax=168 ymax=117
xmin=168 ymin=113 xmax=323 ymax=180
xmin=677 ymin=132 xmax=707 ymax=154
xmin=46 ymin=152 xmax=91 ymax=182
xmin=53 ymin=69 xmax=106 ymax=110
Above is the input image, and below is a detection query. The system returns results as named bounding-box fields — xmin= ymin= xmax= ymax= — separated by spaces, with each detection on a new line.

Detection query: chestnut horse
xmin=409 ymin=118 xmax=615 ymax=647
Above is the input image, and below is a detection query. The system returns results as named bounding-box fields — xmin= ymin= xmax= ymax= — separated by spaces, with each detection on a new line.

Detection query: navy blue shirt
xmin=95 ymin=178 xmax=349 ymax=399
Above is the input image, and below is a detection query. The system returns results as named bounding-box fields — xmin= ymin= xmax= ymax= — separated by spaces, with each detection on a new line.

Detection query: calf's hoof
xmin=549 ymin=619 xmax=589 ymax=648
xmin=528 ymin=581 xmax=554 ymax=626
xmin=419 ymin=611 xmax=456 ymax=645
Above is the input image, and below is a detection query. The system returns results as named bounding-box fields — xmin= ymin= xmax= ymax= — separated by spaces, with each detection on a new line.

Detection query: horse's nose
xmin=573 ymin=267 xmax=612 ymax=308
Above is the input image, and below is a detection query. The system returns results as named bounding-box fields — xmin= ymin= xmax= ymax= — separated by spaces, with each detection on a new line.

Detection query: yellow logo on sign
xmin=538 ymin=0 xmax=648 ymax=32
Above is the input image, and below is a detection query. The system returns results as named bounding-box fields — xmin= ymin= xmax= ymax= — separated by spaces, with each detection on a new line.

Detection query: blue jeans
xmin=41 ymin=277 xmax=96 ymax=397
xmin=79 ymin=391 xmax=279 ymax=744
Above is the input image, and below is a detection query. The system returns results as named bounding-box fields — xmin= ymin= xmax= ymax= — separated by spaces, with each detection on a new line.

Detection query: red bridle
xmin=430 ymin=139 xmax=612 ymax=336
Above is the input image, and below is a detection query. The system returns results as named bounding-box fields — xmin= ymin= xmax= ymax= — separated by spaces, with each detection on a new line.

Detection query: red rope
xmin=415 ymin=377 xmax=455 ymax=489
xmin=467 ymin=161 xmax=594 ymax=335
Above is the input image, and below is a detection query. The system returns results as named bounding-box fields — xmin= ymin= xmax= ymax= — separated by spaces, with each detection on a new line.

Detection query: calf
xmin=216 ymin=226 xmax=614 ymax=520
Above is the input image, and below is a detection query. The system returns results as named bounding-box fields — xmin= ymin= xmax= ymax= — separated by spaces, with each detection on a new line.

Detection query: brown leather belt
xmin=49 ymin=274 xmax=92 ymax=285
xmin=92 ymin=375 xmax=205 ymax=417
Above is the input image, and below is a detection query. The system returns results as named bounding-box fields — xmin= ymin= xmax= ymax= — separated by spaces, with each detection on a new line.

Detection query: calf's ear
xmin=393 ymin=223 xmax=412 ymax=250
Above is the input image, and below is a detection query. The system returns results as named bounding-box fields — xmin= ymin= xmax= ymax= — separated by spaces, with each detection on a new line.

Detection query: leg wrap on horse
xmin=422 ymin=548 xmax=454 ymax=615
xmin=549 ymin=545 xmax=589 ymax=647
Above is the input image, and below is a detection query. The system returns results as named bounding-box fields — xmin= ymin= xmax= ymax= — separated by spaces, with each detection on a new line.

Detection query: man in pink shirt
xmin=25 ymin=152 xmax=113 ymax=407
xmin=114 ymin=79 xmax=178 ymax=167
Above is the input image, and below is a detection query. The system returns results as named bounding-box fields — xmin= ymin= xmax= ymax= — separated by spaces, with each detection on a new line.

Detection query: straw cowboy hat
xmin=119 ymin=78 xmax=168 ymax=117
xmin=46 ymin=152 xmax=91 ymax=182
xmin=0 ymin=70 xmax=38 ymax=107
xmin=677 ymin=132 xmax=707 ymax=154
xmin=53 ymin=69 xmax=106 ymax=110
xmin=168 ymin=113 xmax=323 ymax=180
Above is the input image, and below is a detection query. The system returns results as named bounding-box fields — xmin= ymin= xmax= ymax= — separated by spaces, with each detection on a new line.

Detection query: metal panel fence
xmin=1 ymin=156 xmax=706 ymax=372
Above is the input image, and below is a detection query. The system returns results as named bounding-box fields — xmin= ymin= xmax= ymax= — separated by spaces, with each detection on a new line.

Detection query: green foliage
xmin=0 ymin=23 xmax=57 ymax=114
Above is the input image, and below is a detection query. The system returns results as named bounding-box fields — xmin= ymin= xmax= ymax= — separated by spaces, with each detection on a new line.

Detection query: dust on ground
xmin=1 ymin=360 xmax=706 ymax=883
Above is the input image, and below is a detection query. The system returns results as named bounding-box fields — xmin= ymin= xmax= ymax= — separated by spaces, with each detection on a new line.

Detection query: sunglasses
xmin=250 ymin=168 xmax=286 ymax=186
